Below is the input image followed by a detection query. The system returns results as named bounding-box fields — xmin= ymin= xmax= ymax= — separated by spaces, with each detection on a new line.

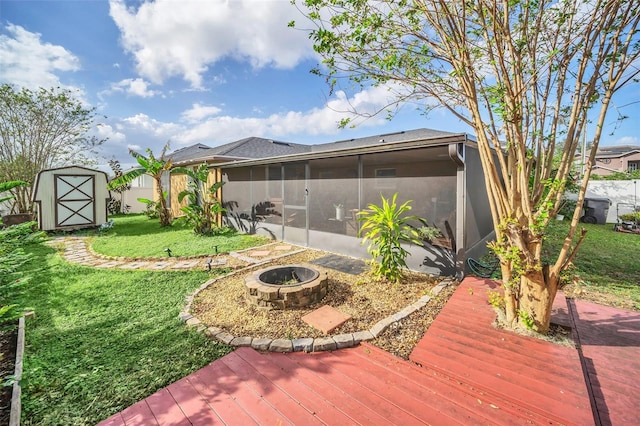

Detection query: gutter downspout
xmin=448 ymin=141 xmax=466 ymax=280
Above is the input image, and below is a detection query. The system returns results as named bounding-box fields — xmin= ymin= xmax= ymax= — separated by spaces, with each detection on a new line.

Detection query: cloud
xmin=96 ymin=123 xmax=126 ymax=142
xmin=181 ymin=103 xmax=222 ymax=124
xmin=0 ymin=23 xmax=80 ymax=90
xmin=99 ymin=83 xmax=415 ymax=162
xmin=108 ymin=0 xmax=316 ymax=88
xmin=611 ymin=136 xmax=640 ymax=145
xmin=174 ymin=85 xmax=397 ymax=144
xmin=109 ymin=78 xmax=159 ymax=98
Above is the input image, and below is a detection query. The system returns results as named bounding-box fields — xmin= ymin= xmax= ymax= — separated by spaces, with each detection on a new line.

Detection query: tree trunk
xmin=516 ymin=268 xmax=559 ymax=334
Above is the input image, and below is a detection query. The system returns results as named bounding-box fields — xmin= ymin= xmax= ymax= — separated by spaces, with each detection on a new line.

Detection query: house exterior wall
xmin=593 ymin=152 xmax=640 ymax=176
xmin=170 ymin=173 xmax=188 ymax=217
xmin=221 ymin=142 xmax=493 ymax=277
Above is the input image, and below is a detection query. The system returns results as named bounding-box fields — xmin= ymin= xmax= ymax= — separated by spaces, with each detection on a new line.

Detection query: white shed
xmin=32 ymin=166 xmax=110 ymax=231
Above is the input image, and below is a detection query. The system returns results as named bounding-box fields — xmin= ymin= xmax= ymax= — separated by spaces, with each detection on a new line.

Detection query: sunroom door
xmin=282 ymin=163 xmax=308 ymax=245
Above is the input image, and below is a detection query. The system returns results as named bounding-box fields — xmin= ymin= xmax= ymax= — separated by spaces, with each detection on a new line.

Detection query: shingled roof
xmin=595 ymin=145 xmax=640 ymax=159
xmin=168 ymin=137 xmax=311 ymax=165
xmin=169 ymin=128 xmax=464 ymax=166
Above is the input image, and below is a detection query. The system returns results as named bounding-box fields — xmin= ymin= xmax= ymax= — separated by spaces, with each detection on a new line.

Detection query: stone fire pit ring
xmin=245 ymin=264 xmax=328 ymax=310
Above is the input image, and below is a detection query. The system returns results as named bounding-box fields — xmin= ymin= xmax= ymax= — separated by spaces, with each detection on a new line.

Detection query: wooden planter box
xmin=9 ymin=316 xmax=26 ymax=426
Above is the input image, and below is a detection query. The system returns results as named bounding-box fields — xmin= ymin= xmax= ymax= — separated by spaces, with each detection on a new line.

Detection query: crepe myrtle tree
xmin=108 ymin=145 xmax=173 ymax=227
xmin=292 ymin=0 xmax=640 ymax=333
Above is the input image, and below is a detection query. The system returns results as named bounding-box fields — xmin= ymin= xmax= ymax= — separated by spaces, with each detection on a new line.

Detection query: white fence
xmin=584 ymin=180 xmax=639 ymax=223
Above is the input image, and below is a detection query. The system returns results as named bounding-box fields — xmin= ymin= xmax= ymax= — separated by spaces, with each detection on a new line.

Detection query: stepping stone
xmin=119 ymin=262 xmax=149 ymax=269
xmin=248 ymin=250 xmax=270 ymax=257
xmin=274 ymin=245 xmax=292 ymax=251
xmin=171 ymin=261 xmax=200 ymax=269
xmin=302 ymin=305 xmax=352 ymax=335
xmin=94 ymin=261 xmax=123 ymax=268
xmin=149 ymin=262 xmax=172 ymax=270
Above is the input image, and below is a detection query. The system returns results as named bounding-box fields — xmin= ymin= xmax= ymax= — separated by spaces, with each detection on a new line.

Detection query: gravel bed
xmin=191 ymin=248 xmax=457 ymax=358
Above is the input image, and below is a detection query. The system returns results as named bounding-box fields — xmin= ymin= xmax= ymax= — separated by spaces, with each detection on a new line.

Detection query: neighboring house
xmin=210 ymin=128 xmax=494 ymax=278
xmin=590 ymin=145 xmax=640 ymax=176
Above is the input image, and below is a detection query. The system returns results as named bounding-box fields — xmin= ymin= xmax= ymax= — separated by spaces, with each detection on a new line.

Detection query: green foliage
xmin=358 ymin=193 xmax=422 ymax=283
xmin=416 ymin=224 xmax=443 ymax=241
xmin=172 ymin=163 xmax=226 ymax=235
xmin=0 ymin=84 xmax=104 ymax=213
xmin=137 ymin=195 xmax=165 ymax=220
xmin=90 ymin=214 xmax=269 ymax=258
xmin=106 ymin=160 xmax=130 ymax=215
xmin=0 ymin=222 xmax=46 ymax=324
xmin=518 ymin=310 xmax=536 ymax=330
xmin=558 ymin=198 xmax=577 ymax=218
xmin=487 ymin=290 xmax=505 ymax=310
xmin=590 ymin=170 xmax=640 ymax=180
xmin=543 ymin=221 xmax=640 ymax=309
xmin=619 ymin=212 xmax=640 ymax=222
xmin=108 ymin=145 xmax=173 ymax=227
xmin=17 ymin=244 xmax=232 ymax=424
xmin=0 ymin=180 xmax=26 ymax=205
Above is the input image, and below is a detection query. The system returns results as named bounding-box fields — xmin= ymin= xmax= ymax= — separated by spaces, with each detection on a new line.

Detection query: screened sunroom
xmin=218 ymin=129 xmax=494 ymax=277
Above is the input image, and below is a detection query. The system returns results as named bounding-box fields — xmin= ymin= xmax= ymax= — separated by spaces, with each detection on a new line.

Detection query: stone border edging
xmin=180 ymin=270 xmax=457 ymax=353
xmin=9 ymin=315 xmax=26 ymax=426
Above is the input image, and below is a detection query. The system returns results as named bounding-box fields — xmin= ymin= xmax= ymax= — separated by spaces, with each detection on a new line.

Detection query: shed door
xmin=55 ymin=174 xmax=96 ymax=228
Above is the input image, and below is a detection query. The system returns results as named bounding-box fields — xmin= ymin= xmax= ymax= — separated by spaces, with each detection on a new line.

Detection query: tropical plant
xmin=0 ymin=180 xmax=25 ymax=206
xmin=0 ymin=84 xmax=104 ymax=213
xmin=106 ymin=159 xmax=130 ymax=215
xmin=358 ymin=193 xmax=422 ymax=283
xmin=108 ymin=145 xmax=172 ymax=226
xmin=0 ymin=221 xmax=46 ymax=324
xmin=137 ymin=196 xmax=163 ymax=219
xmin=172 ymin=163 xmax=226 ymax=235
xmin=294 ymin=0 xmax=640 ymax=333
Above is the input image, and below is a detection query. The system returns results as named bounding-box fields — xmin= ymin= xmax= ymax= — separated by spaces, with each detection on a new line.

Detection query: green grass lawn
xmin=14 ymin=216 xmax=638 ymax=424
xmin=544 ymin=221 xmax=640 ymax=309
xmin=91 ymin=214 xmax=271 ymax=258
xmin=19 ymin=244 xmax=233 ymax=425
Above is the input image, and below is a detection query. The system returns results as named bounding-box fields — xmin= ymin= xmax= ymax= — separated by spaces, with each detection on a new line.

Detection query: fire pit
xmin=245 ymin=265 xmax=328 ymax=309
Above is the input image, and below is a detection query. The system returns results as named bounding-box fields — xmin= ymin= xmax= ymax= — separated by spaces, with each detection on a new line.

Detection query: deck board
xmin=570 ymin=299 xmax=640 ymax=426
xmin=98 ymin=276 xmax=640 ymax=426
xmin=410 ymin=277 xmax=594 ymax=425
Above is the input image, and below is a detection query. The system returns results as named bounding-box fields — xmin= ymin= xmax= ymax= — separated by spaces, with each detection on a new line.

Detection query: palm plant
xmin=358 ymin=193 xmax=422 ymax=283
xmin=172 ymin=163 xmax=225 ymax=235
xmin=108 ymin=145 xmax=173 ymax=227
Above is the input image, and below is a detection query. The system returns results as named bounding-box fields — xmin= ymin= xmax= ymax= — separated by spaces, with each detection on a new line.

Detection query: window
xmin=374 ymin=168 xmax=397 ymax=188
xmin=628 ymin=162 xmax=639 ymax=172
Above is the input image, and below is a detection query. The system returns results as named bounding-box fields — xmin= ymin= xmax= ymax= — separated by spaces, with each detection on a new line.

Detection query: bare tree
xmin=293 ymin=0 xmax=640 ymax=332
xmin=0 ymin=84 xmax=104 ymax=213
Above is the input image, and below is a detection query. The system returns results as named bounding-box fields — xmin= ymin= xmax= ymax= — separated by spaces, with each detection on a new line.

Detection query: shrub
xmin=620 ymin=212 xmax=640 ymax=222
xmin=173 ymin=164 xmax=226 ymax=235
xmin=0 ymin=222 xmax=46 ymax=324
xmin=358 ymin=193 xmax=422 ymax=284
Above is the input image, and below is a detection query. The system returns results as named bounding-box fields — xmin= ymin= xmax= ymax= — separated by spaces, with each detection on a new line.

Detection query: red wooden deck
xmin=98 ymin=277 xmax=640 ymax=425
xmin=569 ymin=299 xmax=640 ymax=425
